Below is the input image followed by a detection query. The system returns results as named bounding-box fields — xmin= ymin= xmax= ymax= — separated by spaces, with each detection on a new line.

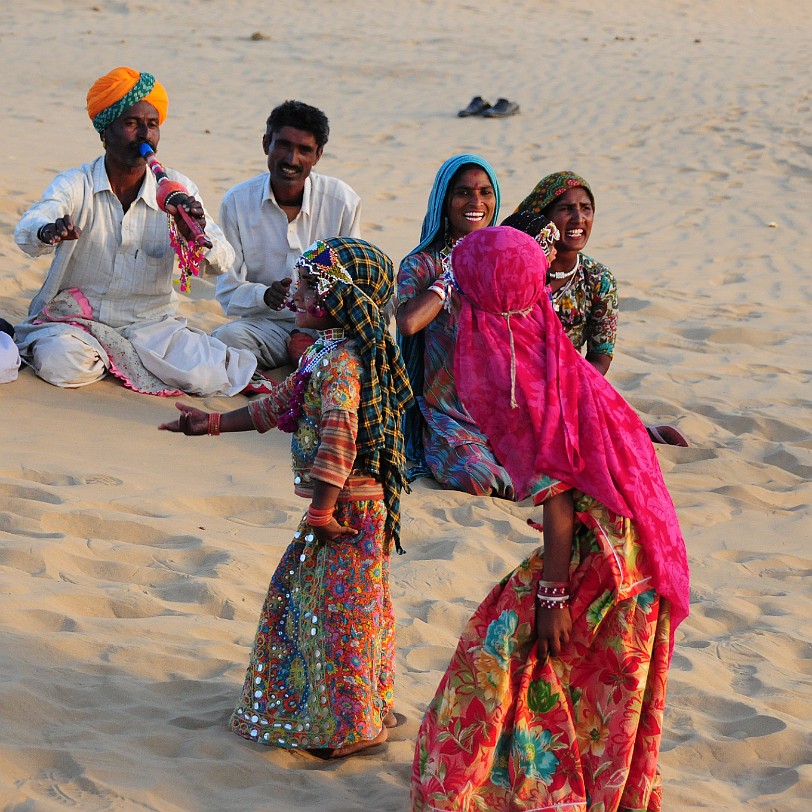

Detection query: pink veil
xmin=453 ymin=227 xmax=689 ymax=634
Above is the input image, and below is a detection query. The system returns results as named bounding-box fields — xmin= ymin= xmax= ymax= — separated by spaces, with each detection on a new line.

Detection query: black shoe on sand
xmin=458 ymin=96 xmax=491 ymax=117
xmin=483 ymin=98 xmax=520 ymax=118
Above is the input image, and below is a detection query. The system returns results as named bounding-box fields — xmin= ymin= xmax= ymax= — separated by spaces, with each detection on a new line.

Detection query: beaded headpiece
xmin=295 ymin=241 xmax=353 ymax=298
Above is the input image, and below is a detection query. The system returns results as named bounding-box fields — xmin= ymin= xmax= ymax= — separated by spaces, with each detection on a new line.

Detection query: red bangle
xmin=207 ymin=412 xmax=221 ymax=436
xmin=307 ymin=506 xmax=334 ymax=527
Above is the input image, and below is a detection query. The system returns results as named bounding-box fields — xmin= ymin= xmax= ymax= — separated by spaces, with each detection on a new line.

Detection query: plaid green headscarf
xmin=295 ymin=238 xmax=413 ymax=552
xmin=514 ymin=170 xmax=595 ymax=216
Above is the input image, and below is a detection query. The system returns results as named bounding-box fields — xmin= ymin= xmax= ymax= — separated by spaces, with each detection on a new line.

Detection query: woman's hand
xmin=535 ymin=603 xmax=573 ymax=660
xmin=158 ymin=402 xmax=210 ymax=435
xmin=313 ymin=517 xmax=359 ymax=545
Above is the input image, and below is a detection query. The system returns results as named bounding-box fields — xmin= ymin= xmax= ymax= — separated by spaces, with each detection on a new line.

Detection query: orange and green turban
xmin=86 ymin=67 xmax=168 ymax=133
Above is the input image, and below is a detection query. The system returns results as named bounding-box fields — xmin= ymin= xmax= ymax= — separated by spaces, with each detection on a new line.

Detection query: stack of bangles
xmin=536 ymin=579 xmax=571 ymax=610
xmin=207 ymin=412 xmax=221 ymax=436
xmin=307 ymin=505 xmax=335 ymax=527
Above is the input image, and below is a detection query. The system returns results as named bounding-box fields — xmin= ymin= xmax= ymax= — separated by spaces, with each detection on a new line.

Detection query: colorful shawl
xmin=514 ymin=170 xmax=594 ymax=215
xmin=452 ymin=227 xmax=689 ymax=638
xmin=399 ymin=154 xmax=501 ymax=468
xmin=297 ymin=238 xmax=413 ymax=551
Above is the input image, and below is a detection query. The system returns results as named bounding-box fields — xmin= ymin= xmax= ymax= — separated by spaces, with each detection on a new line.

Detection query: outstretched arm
xmin=158 ymin=402 xmax=255 ymax=434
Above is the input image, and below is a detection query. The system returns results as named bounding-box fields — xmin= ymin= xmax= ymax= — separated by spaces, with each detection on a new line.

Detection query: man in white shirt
xmin=14 ymin=66 xmax=256 ymax=396
xmin=213 ymin=100 xmax=361 ymax=369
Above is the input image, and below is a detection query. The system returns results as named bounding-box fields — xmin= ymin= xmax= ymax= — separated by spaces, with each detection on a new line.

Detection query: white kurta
xmin=211 ymin=172 xmax=361 ymax=368
xmin=14 ymin=155 xmax=256 ymax=395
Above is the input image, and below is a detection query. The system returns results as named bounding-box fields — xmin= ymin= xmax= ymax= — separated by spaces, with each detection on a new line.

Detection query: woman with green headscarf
xmin=513 ymin=172 xmax=689 ymax=446
xmin=513 ymin=171 xmax=618 ymax=377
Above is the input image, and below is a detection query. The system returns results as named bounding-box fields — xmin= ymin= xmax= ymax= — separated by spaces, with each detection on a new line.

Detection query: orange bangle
xmin=208 ymin=412 xmax=221 ymax=436
xmin=307 ymin=507 xmax=334 ymax=527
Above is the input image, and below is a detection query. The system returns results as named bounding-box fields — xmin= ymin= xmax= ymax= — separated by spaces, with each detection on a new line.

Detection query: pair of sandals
xmin=458 ymin=96 xmax=520 ymax=118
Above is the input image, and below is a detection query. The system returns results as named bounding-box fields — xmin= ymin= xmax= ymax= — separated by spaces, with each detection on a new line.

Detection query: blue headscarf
xmin=399 ymin=154 xmax=501 ymax=477
xmin=409 ymin=154 xmax=501 ymax=256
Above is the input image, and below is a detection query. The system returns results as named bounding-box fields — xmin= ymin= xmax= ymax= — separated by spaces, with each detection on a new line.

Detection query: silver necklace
xmin=548 ymin=255 xmax=580 ymax=281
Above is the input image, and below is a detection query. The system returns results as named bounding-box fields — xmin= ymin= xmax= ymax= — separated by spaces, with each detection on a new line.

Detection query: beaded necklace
xmin=277 ymin=330 xmax=346 ymax=432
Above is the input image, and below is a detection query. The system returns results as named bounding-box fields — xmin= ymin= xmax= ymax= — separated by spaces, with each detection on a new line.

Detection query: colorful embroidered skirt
xmin=230 ymin=499 xmax=394 ymax=750
xmin=411 ymin=495 xmax=672 ymax=812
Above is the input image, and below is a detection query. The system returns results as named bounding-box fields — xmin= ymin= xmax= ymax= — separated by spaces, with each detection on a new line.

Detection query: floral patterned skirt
xmin=411 ymin=498 xmax=672 ymax=812
xmin=229 ymin=499 xmax=394 ymax=751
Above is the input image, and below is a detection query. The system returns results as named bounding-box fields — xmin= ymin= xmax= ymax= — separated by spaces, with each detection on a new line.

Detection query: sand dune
xmin=1 ymin=1 xmax=811 ymax=810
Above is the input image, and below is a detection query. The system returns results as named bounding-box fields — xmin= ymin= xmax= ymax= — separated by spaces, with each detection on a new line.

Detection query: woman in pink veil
xmin=411 ymin=227 xmax=689 ymax=812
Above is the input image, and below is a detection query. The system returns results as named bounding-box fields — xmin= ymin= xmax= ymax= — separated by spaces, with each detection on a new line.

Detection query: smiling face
xmin=291 ymin=269 xmax=340 ymax=330
xmin=445 ymin=167 xmax=496 ymax=240
xmin=263 ymin=125 xmax=323 ymax=205
xmin=545 ymin=187 xmax=594 ymax=254
xmin=102 ymin=100 xmax=160 ymax=169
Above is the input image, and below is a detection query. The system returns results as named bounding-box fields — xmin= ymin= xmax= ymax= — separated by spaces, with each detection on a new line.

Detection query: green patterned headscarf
xmin=514 ymin=171 xmax=595 ymax=216
xmin=295 ymin=238 xmax=413 ymax=552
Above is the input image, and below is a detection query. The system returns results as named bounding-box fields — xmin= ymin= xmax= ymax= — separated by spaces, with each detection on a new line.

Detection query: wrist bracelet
xmin=207 ymin=412 xmax=221 ymax=436
xmin=428 ymin=282 xmax=447 ymax=302
xmin=537 ymin=580 xmax=569 ymax=597
xmin=37 ymin=225 xmax=49 ymax=243
xmin=307 ymin=505 xmax=335 ymax=527
xmin=537 ymin=596 xmax=570 ymax=610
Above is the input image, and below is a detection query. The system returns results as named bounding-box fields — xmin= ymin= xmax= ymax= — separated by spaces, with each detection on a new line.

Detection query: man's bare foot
xmin=329 ymin=725 xmax=388 ymax=759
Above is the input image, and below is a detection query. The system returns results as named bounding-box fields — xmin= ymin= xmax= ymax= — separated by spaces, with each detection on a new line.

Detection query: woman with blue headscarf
xmin=396 ymin=155 xmax=514 ymax=498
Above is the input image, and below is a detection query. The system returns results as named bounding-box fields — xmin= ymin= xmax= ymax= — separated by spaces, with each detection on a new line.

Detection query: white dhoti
xmin=19 ymin=313 xmax=256 ymax=397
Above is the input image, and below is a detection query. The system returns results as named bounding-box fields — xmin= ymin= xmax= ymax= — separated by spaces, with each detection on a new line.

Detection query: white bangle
xmin=428 ymin=282 xmax=447 ymax=302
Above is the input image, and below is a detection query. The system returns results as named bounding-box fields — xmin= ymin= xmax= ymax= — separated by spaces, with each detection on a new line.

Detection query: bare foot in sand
xmin=383 ymin=710 xmax=398 ymax=728
xmin=329 ymin=725 xmax=388 ymax=759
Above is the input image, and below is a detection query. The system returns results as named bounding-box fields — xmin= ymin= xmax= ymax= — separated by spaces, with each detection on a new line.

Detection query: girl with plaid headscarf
xmin=159 ymin=238 xmax=412 ymax=759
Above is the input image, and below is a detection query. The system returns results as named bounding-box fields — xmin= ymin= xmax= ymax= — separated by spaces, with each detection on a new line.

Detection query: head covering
xmin=295 ymin=238 xmax=413 ymax=551
xmin=87 ymin=67 xmax=169 ymax=133
xmin=410 ymin=154 xmax=501 ymax=256
xmin=500 ymin=210 xmax=560 ymax=258
xmin=514 ymin=170 xmax=594 ymax=216
xmin=452 ymin=226 xmax=689 ymax=640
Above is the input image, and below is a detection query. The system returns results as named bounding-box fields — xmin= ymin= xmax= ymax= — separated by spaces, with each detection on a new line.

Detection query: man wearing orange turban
xmin=87 ymin=66 xmax=169 ymax=133
xmin=12 ymin=68 xmax=257 ymax=397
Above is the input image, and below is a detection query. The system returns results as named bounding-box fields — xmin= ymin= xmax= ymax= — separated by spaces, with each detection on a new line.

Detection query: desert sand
xmin=1 ymin=1 xmax=810 ymax=810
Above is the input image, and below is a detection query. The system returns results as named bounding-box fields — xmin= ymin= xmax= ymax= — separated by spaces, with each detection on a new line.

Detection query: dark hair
xmin=265 ymin=100 xmax=330 ymax=149
xmin=500 ymin=210 xmax=558 ymax=257
xmin=500 ymin=210 xmax=551 ymax=236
